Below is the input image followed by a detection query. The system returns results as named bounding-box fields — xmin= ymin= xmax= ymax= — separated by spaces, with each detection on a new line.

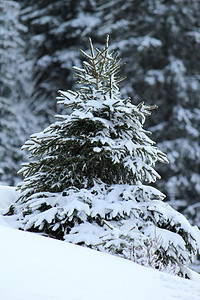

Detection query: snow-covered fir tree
xmin=0 ymin=0 xmax=30 ymax=185
xmin=9 ymin=36 xmax=200 ymax=277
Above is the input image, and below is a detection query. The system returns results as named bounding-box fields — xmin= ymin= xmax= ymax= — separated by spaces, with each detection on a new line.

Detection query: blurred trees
xmin=20 ymin=0 xmax=97 ymax=125
xmin=94 ymin=0 xmax=200 ymax=230
xmin=0 ymin=0 xmax=31 ymax=185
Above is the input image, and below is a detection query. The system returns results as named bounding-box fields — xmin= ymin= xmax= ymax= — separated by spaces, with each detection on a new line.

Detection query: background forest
xmin=1 ymin=0 xmax=200 ymax=268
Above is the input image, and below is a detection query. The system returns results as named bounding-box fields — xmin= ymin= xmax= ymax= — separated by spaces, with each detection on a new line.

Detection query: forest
xmin=1 ymin=0 xmax=200 ymax=274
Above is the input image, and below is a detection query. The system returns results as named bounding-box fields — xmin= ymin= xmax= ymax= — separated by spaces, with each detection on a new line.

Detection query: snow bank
xmin=0 ymin=186 xmax=19 ymax=209
xmin=0 ymin=225 xmax=199 ymax=300
xmin=0 ymin=186 xmax=20 ymax=228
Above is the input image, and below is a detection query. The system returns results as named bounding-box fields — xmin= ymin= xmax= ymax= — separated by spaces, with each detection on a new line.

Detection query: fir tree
xmin=9 ymin=36 xmax=200 ymax=277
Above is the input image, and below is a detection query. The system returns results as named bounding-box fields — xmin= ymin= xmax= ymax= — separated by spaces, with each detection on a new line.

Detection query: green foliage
xmin=18 ymin=35 xmax=168 ymax=199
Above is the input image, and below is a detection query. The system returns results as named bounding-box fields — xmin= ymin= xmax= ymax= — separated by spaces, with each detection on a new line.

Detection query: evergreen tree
xmin=94 ymin=0 xmax=200 ymax=231
xmin=9 ymin=36 xmax=199 ymax=277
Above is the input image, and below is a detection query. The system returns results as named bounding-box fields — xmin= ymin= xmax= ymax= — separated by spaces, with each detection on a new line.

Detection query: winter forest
xmin=1 ymin=0 xmax=200 ymax=280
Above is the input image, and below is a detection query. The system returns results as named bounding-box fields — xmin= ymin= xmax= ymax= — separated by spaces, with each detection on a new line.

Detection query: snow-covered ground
xmin=0 ymin=186 xmax=200 ymax=300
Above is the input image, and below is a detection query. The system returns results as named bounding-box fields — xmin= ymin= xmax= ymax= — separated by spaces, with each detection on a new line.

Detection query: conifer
xmin=10 ymin=36 xmax=200 ymax=277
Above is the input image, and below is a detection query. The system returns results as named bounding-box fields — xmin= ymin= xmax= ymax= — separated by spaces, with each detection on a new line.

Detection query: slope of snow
xmin=0 ymin=185 xmax=200 ymax=299
xmin=0 ymin=225 xmax=200 ymax=300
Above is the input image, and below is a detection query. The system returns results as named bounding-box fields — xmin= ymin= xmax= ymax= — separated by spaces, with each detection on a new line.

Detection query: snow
xmin=0 ymin=186 xmax=200 ymax=300
xmin=0 ymin=185 xmax=19 ymax=208
xmin=0 ymin=225 xmax=200 ymax=300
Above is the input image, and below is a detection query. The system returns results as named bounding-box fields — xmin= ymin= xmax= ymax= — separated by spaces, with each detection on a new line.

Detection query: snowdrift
xmin=0 ymin=225 xmax=200 ymax=300
xmin=0 ymin=185 xmax=200 ymax=299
